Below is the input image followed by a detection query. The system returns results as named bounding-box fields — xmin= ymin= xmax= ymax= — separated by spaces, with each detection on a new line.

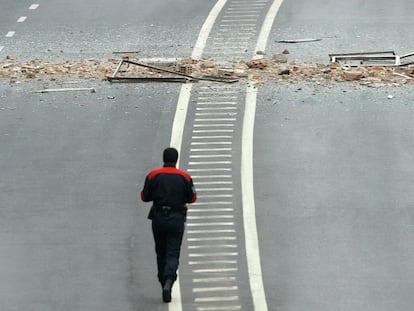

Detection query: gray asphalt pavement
xmin=255 ymin=84 xmax=414 ymax=311
xmin=0 ymin=81 xmax=181 ymax=311
xmin=1 ymin=0 xmax=414 ymax=311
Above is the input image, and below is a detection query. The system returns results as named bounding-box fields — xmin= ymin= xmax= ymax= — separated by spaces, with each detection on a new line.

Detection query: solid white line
xmin=187 ymin=229 xmax=235 ymax=234
xmin=191 ymin=142 xmax=232 ymax=146
xmin=191 ymin=136 xmax=233 ymax=139
xmin=192 ymin=175 xmax=232 ymax=179
xmin=193 ymin=268 xmax=238 ymax=273
xmin=187 ymin=236 xmax=236 ymax=241
xmin=193 ymin=124 xmax=235 ymax=127
xmin=196 ymin=112 xmax=237 ymax=116
xmin=29 ymin=4 xmax=39 ymax=10
xmin=241 ymin=2 xmax=284 ymax=311
xmin=189 ymin=252 xmax=238 ymax=257
xmin=198 ymin=96 xmax=238 ymax=100
xmin=194 ymin=181 xmax=232 ymax=184
xmin=193 ymin=277 xmax=236 ymax=283
xmin=6 ymin=31 xmax=15 ymax=38
xmin=193 ymin=286 xmax=238 ymax=293
xmin=197 ymin=194 xmax=233 ymax=198
xmin=188 ymin=209 xmax=234 ymax=213
xmin=17 ymin=16 xmax=27 ymax=23
xmin=192 ymin=0 xmax=227 ymax=60
xmin=188 ymin=168 xmax=232 ymax=172
xmin=187 ymin=222 xmax=234 ymax=227
xmin=187 ymin=244 xmax=238 ymax=251
xmin=169 ymin=0 xmax=228 ymax=309
xmin=196 ymin=107 xmax=237 ymax=110
xmin=191 ymin=203 xmax=233 ymax=207
xmin=191 ymin=156 xmax=232 ymax=160
xmin=189 ymin=161 xmax=232 ymax=165
xmin=195 ymin=296 xmax=239 ymax=302
xmin=194 ymin=118 xmax=236 ymax=122
xmin=187 ymin=215 xmax=234 ymax=220
xmin=254 ymin=0 xmax=284 ymax=57
xmin=189 ymin=260 xmax=237 ymax=264
xmin=196 ymin=187 xmax=233 ymax=191
xmin=197 ymin=306 xmax=242 ymax=311
xmin=188 ymin=245 xmax=237 ymax=250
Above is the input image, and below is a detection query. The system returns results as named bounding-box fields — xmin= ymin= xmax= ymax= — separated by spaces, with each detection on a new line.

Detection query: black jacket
xmin=141 ymin=164 xmax=197 ymax=216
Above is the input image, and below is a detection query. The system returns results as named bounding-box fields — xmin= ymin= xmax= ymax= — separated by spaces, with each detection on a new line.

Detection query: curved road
xmin=1 ymin=1 xmax=414 ymax=311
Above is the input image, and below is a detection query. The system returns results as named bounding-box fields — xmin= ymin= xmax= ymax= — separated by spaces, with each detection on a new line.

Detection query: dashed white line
xmin=17 ymin=16 xmax=27 ymax=23
xmin=0 ymin=46 xmax=4 ymax=52
xmin=5 ymin=31 xmax=15 ymax=38
xmin=29 ymin=4 xmax=40 ymax=10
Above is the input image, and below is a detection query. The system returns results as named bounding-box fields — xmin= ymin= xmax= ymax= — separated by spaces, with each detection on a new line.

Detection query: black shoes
xmin=162 ymin=279 xmax=173 ymax=303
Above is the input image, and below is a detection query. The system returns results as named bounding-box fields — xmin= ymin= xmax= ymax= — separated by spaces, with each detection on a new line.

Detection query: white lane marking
xmin=188 ymin=245 xmax=238 ymax=250
xmin=193 ymin=268 xmax=238 ymax=274
xmin=190 ymin=162 xmax=232 ymax=166
xmin=193 ymin=180 xmax=233 ymax=184
xmin=0 ymin=46 xmax=4 ymax=52
xmin=192 ymin=0 xmax=227 ymax=60
xmin=6 ymin=31 xmax=15 ymax=37
xmin=188 ymin=168 xmax=232 ymax=172
xmin=241 ymin=2 xmax=284 ymax=311
xmin=191 ymin=201 xmax=233 ymax=205
xmin=195 ymin=296 xmax=239 ymax=302
xmin=169 ymin=2 xmax=227 ymax=308
xmin=194 ymin=286 xmax=238 ymax=293
xmin=29 ymin=4 xmax=39 ymax=10
xmin=187 ymin=222 xmax=234 ymax=227
xmin=254 ymin=0 xmax=284 ymax=57
xmin=189 ymin=252 xmax=238 ymax=257
xmin=194 ymin=118 xmax=236 ymax=122
xmin=191 ymin=143 xmax=232 ymax=147
xmin=193 ymin=124 xmax=235 ymax=127
xmin=187 ymin=236 xmax=236 ymax=242
xmin=187 ymin=229 xmax=235 ymax=234
xmin=193 ymin=277 xmax=236 ymax=283
xmin=196 ymin=107 xmax=237 ymax=111
xmin=187 ymin=215 xmax=234 ymax=220
xmin=192 ymin=130 xmax=234 ymax=133
xmin=192 ymin=176 xmax=232 ymax=179
xmin=189 ymin=260 xmax=237 ymax=264
xmin=197 ymin=194 xmax=233 ymax=198
xmin=17 ymin=16 xmax=27 ymax=22
xmin=195 ymin=112 xmax=237 ymax=116
xmin=192 ymin=134 xmax=234 ymax=138
xmin=197 ymin=307 xmax=242 ymax=311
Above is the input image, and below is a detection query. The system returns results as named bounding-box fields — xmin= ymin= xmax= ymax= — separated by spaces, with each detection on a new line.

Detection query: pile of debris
xmin=0 ymin=54 xmax=413 ymax=86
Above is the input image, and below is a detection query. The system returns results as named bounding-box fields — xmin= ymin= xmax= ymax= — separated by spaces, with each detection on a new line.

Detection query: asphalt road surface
xmin=1 ymin=1 xmax=414 ymax=311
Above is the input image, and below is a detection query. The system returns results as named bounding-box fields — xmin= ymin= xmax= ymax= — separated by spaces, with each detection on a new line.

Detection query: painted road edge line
xmin=169 ymin=1 xmax=228 ymax=311
xmin=242 ymin=0 xmax=285 ymax=310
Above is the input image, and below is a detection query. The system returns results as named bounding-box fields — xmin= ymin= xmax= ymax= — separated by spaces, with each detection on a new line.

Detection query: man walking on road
xmin=141 ymin=147 xmax=197 ymax=303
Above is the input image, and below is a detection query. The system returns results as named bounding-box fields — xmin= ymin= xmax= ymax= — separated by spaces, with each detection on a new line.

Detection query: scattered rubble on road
xmin=0 ymin=54 xmax=413 ymax=87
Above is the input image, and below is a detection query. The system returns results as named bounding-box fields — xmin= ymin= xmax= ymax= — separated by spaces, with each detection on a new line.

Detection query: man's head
xmin=163 ymin=147 xmax=179 ymax=164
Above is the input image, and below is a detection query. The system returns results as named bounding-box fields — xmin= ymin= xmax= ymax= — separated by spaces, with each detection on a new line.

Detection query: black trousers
xmin=151 ymin=212 xmax=185 ymax=285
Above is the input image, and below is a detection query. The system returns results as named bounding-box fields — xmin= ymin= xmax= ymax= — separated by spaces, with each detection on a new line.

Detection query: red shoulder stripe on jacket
xmin=147 ymin=166 xmax=192 ymax=182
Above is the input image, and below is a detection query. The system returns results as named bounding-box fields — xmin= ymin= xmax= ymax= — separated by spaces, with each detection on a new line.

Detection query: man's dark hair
xmin=163 ymin=147 xmax=179 ymax=164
